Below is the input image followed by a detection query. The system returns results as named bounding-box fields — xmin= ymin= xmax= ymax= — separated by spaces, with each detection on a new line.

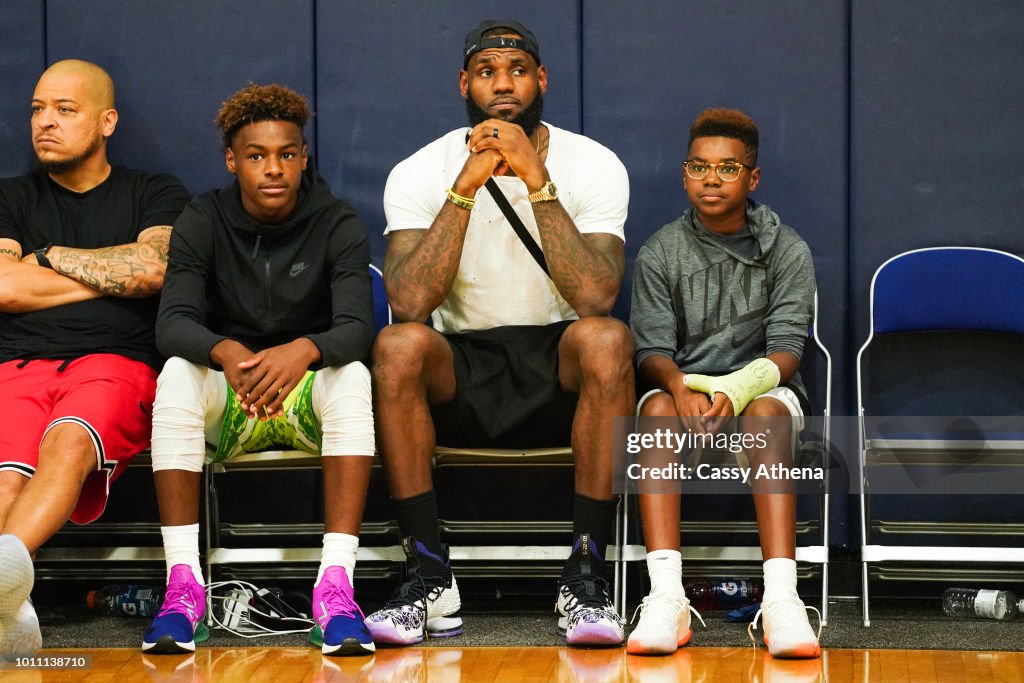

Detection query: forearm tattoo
xmin=388 ymin=204 xmax=469 ymax=313
xmin=0 ymin=247 xmax=19 ymax=259
xmin=53 ymin=226 xmax=171 ymax=297
xmin=531 ymin=200 xmax=618 ymax=305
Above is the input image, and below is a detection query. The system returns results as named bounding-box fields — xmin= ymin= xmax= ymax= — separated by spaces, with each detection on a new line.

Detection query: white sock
xmin=762 ymin=557 xmax=800 ymax=604
xmin=161 ymin=524 xmax=203 ymax=585
xmin=646 ymin=549 xmax=684 ymax=597
xmin=316 ymin=532 xmax=359 ymax=585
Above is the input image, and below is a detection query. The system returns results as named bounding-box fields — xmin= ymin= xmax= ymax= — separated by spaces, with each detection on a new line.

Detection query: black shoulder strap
xmin=484 ymin=178 xmax=550 ymax=277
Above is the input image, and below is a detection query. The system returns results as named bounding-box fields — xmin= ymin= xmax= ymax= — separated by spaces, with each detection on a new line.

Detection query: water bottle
xmin=683 ymin=578 xmax=764 ymax=611
xmin=942 ymin=588 xmax=1020 ymax=621
xmin=86 ymin=585 xmax=164 ymax=618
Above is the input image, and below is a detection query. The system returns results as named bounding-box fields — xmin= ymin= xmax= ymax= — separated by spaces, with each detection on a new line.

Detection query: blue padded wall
xmin=44 ymin=0 xmax=315 ymax=196
xmin=2 ymin=2 xmax=1023 ymax=554
xmin=850 ymin=1 xmax=1024 ymax=346
xmin=315 ymin=1 xmax=581 ymax=265
xmin=0 ymin=1 xmax=45 ymax=176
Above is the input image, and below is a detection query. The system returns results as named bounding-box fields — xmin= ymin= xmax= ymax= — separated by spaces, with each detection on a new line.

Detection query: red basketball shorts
xmin=0 ymin=354 xmax=157 ymax=524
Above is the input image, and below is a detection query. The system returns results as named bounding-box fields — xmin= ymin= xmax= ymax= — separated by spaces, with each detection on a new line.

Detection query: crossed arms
xmin=0 ymin=225 xmax=173 ymax=313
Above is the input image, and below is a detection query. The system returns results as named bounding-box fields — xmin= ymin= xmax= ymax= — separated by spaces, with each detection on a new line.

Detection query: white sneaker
xmin=627 ymin=592 xmax=705 ymax=655
xmin=749 ymin=598 xmax=822 ymax=659
xmin=0 ymin=535 xmax=39 ymax=661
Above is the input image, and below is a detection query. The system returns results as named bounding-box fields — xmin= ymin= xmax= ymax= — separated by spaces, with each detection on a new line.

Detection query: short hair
xmin=215 ymin=83 xmax=310 ymax=149
xmin=688 ymin=108 xmax=759 ymax=165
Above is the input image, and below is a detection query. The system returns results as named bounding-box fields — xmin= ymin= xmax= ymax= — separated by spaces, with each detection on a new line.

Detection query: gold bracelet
xmin=446 ymin=189 xmax=476 ymax=210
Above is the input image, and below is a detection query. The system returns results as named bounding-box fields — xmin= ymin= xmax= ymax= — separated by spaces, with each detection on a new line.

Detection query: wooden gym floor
xmin=4 ymin=646 xmax=1023 ymax=682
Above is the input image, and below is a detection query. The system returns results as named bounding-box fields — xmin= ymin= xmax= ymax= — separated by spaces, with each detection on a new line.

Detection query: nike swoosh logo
xmin=290 ymin=263 xmax=309 ymax=277
xmin=730 ymin=325 xmax=761 ymax=349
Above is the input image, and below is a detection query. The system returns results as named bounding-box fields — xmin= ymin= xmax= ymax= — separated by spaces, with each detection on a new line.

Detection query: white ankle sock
xmin=646 ymin=549 xmax=684 ymax=597
xmin=762 ymin=557 xmax=800 ymax=603
xmin=317 ymin=532 xmax=359 ymax=585
xmin=160 ymin=524 xmax=203 ymax=585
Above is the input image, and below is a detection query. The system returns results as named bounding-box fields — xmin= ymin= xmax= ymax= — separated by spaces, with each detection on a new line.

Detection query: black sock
xmin=395 ymin=490 xmax=444 ymax=556
xmin=572 ymin=493 xmax=620 ymax=560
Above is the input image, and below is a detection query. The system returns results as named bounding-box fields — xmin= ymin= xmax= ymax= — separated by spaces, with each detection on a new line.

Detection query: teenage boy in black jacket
xmin=142 ymin=84 xmax=375 ymax=658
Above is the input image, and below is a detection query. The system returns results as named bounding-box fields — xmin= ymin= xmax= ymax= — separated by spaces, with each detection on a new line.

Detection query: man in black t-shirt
xmin=0 ymin=59 xmax=189 ymax=660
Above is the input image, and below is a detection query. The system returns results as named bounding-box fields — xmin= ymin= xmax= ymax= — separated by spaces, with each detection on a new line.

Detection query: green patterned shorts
xmin=209 ymin=371 xmax=321 ymax=464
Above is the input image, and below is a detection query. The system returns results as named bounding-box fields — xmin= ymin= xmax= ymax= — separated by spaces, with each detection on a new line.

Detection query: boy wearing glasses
xmin=627 ymin=109 xmax=819 ymax=657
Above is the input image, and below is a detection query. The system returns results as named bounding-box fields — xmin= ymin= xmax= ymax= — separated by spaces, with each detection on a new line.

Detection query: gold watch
xmin=528 ymin=180 xmax=558 ymax=203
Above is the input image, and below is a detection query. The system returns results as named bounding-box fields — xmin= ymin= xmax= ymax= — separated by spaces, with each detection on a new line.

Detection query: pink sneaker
xmin=142 ymin=565 xmax=208 ymax=654
xmin=311 ymin=566 xmax=374 ymax=656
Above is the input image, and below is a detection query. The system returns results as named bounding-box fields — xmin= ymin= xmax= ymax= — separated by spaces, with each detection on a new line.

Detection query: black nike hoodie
xmin=156 ymin=167 xmax=373 ymax=369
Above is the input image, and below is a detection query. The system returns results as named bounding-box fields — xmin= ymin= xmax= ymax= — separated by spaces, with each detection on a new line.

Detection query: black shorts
xmin=431 ymin=322 xmax=579 ymax=448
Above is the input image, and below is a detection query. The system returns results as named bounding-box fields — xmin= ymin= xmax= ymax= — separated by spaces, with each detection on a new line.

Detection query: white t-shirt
xmin=383 ymin=122 xmax=629 ymax=333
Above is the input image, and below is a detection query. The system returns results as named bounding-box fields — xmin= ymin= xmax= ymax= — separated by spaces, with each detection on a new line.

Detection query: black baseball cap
xmin=463 ymin=19 xmax=541 ymax=68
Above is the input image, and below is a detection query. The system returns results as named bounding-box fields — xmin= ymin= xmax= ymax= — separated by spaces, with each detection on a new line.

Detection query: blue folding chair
xmin=856 ymin=247 xmax=1024 ymax=626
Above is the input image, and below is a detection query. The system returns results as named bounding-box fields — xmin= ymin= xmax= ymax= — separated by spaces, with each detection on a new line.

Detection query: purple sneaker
xmin=142 ymin=565 xmax=208 ymax=654
xmin=311 ymin=566 xmax=374 ymax=656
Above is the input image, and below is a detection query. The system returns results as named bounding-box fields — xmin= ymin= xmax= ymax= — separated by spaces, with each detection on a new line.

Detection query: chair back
xmin=857 ymin=247 xmax=1024 ymax=417
xmin=370 ymin=263 xmax=392 ymax=333
xmin=869 ymin=247 xmax=1024 ymax=335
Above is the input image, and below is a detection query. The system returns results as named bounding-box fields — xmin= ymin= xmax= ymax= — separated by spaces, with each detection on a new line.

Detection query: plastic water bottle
xmin=684 ymin=578 xmax=764 ymax=611
xmin=86 ymin=585 xmax=164 ymax=618
xmin=942 ymin=588 xmax=1020 ymax=621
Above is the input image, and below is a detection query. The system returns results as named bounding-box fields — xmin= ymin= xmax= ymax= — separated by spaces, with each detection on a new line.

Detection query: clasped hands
xmin=210 ymin=337 xmax=320 ymax=421
xmin=453 ymin=119 xmax=548 ymax=197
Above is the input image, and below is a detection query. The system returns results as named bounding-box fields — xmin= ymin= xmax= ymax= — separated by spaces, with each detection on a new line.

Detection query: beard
xmin=36 ymin=133 xmax=104 ymax=175
xmin=465 ymin=92 xmax=544 ymax=137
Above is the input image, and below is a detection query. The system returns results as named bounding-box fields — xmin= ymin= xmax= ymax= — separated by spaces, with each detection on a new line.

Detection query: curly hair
xmin=688 ymin=108 xmax=759 ymax=165
xmin=216 ymin=83 xmax=310 ymax=149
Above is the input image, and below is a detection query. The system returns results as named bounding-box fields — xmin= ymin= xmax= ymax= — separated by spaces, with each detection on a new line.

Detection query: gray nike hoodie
xmin=630 ymin=200 xmax=815 ymax=400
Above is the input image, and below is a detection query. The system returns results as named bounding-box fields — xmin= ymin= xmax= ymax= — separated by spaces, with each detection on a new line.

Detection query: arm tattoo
xmin=0 ymin=247 xmax=19 ymax=259
xmin=386 ymin=204 xmax=470 ymax=319
xmin=531 ymin=200 xmax=621 ymax=312
xmin=53 ymin=226 xmax=172 ymax=297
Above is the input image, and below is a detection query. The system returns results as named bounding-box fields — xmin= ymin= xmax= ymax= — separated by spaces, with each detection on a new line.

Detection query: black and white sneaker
xmin=364 ymin=537 xmax=463 ymax=645
xmin=555 ymin=533 xmax=624 ymax=646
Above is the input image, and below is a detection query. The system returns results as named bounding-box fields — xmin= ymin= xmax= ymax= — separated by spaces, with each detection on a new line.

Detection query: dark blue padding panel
xmin=315 ymin=2 xmax=581 ymax=264
xmin=0 ymin=1 xmax=45 ymax=177
xmin=45 ymin=0 xmax=315 ymax=196
xmin=871 ymin=248 xmax=1024 ymax=335
xmin=582 ymin=1 xmax=849 ymax=397
xmin=851 ymin=3 xmax=1024 ymax=345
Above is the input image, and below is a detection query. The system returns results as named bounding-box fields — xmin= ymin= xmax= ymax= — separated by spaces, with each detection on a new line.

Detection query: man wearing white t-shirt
xmin=366 ymin=19 xmax=633 ymax=648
